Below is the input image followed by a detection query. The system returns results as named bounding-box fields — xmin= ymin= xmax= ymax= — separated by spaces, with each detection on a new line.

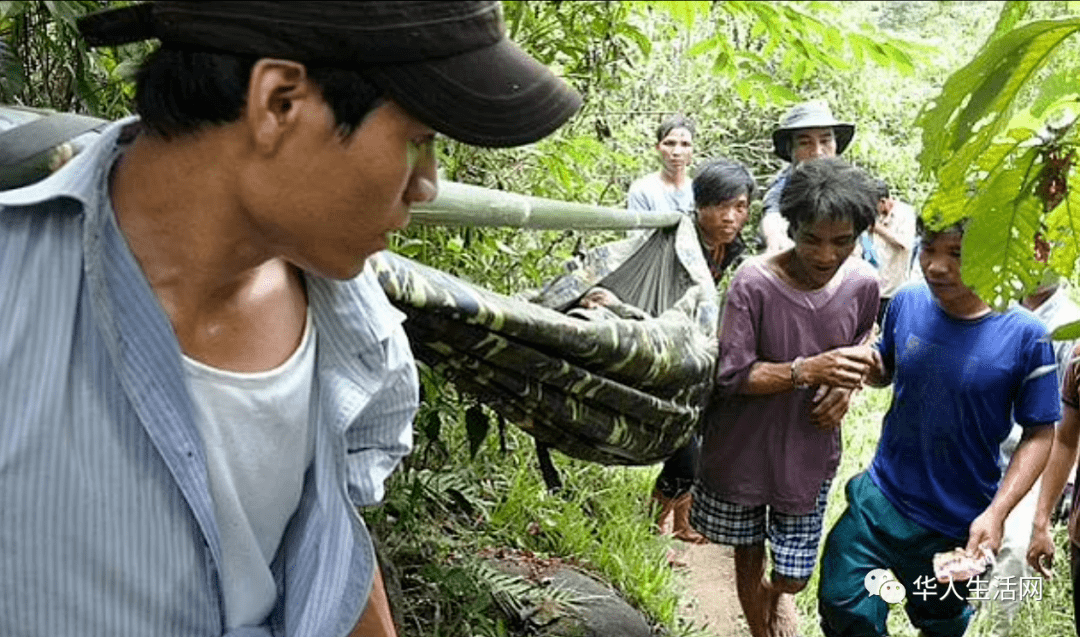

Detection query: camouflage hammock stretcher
xmin=0 ymin=109 xmax=722 ymax=464
xmin=371 ymin=215 xmax=719 ymax=466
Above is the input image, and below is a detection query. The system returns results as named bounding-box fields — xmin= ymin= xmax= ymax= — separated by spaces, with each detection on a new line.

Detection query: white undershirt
xmin=183 ymin=309 xmax=317 ymax=629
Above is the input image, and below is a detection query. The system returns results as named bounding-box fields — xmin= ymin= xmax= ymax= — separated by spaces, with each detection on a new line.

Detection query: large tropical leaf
xmin=1046 ymin=170 xmax=1080 ymax=279
xmin=916 ymin=17 xmax=1080 ymax=183
xmin=960 ymin=143 xmax=1046 ymax=308
xmin=916 ymin=15 xmax=1080 ymax=308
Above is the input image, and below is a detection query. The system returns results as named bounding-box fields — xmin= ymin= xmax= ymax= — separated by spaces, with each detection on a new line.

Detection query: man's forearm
xmin=1034 ymin=408 xmax=1080 ymax=531
xmin=760 ymin=212 xmax=793 ymax=253
xmin=992 ymin=425 xmax=1054 ymax=521
xmin=349 ymin=567 xmax=397 ymax=637
xmin=739 ymin=361 xmax=796 ymax=396
xmin=872 ymin=221 xmax=910 ymax=251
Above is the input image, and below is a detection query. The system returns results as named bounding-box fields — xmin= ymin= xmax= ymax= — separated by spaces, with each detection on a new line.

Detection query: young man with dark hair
xmin=0 ymin=2 xmax=580 ymax=636
xmin=692 ymin=157 xmax=880 ymax=637
xmin=818 ymin=220 xmax=1059 ymax=637
xmin=648 ymin=157 xmax=758 ymax=542
xmin=692 ymin=157 xmax=758 ymax=279
xmin=627 ymin=113 xmax=697 ymax=215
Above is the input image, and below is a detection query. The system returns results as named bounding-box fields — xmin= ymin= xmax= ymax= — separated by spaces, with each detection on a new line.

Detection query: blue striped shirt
xmin=0 ymin=119 xmax=417 ymax=636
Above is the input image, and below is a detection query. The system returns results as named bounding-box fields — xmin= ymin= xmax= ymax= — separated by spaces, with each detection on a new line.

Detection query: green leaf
xmin=617 ymin=23 xmax=652 ymax=57
xmin=465 ymin=404 xmax=490 ymax=460
xmin=1052 ymin=319 xmax=1080 ymax=341
xmin=495 ymin=240 xmax=518 ymax=257
xmin=42 ymin=0 xmax=79 ymax=25
xmin=687 ymin=35 xmax=718 ymax=58
xmin=1030 ymin=70 xmax=1080 ymax=118
xmin=420 ymin=410 xmax=442 ymax=443
xmin=882 ymin=40 xmax=915 ymax=76
xmin=0 ymin=2 xmax=30 ymax=20
xmin=959 ymin=145 xmax=1045 ymax=309
xmin=394 ymin=238 xmax=426 ymax=258
xmin=652 ymin=0 xmax=709 ymax=30
xmin=1046 ymin=179 xmax=1080 ymax=278
xmin=916 ymin=17 xmax=1080 ymax=179
xmin=735 ymin=78 xmax=752 ymax=102
xmin=764 ymin=83 xmax=801 ymax=104
xmin=711 ymin=48 xmax=731 ymax=74
xmin=985 ymin=1 xmax=1030 ymax=46
xmin=750 ymin=18 xmax=766 ymax=41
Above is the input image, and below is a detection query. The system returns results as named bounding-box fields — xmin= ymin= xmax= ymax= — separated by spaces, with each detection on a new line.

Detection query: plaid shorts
xmin=690 ymin=479 xmax=832 ymax=581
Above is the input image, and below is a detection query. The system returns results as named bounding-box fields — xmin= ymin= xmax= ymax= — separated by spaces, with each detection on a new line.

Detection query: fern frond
xmin=467 ymin=559 xmax=589 ymax=626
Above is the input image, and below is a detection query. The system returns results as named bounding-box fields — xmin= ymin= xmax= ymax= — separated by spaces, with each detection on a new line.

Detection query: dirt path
xmin=670 ymin=542 xmax=747 ymax=636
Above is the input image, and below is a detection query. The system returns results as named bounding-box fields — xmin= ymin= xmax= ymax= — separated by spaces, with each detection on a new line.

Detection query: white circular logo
xmin=863 ymin=568 xmax=892 ymax=596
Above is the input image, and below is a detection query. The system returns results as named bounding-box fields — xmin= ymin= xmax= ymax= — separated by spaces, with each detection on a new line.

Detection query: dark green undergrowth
xmin=365 ymin=367 xmax=710 ymax=637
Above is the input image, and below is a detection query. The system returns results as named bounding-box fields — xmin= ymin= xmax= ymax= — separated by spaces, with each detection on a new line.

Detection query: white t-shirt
xmin=183 ymin=309 xmax=317 ymax=629
xmin=627 ymin=171 xmax=694 ymax=214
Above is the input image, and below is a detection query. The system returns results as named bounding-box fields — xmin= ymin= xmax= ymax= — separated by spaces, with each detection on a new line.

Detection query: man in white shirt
xmin=0 ymin=2 xmax=580 ymax=636
xmin=627 ymin=114 xmax=697 ymax=216
xmin=861 ymin=179 xmax=917 ymax=324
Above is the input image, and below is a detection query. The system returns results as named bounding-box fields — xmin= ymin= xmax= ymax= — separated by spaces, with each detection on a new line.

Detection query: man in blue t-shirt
xmin=817 ymin=220 xmax=1060 ymax=637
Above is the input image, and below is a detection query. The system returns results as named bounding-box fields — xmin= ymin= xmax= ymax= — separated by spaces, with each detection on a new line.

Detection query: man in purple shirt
xmin=691 ymin=158 xmax=880 ymax=637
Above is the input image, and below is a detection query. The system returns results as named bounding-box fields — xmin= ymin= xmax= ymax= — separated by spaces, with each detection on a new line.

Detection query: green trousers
xmin=818 ymin=471 xmax=975 ymax=637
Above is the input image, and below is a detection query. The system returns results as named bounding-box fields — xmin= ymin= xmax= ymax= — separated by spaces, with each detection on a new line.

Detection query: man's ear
xmin=245 ymin=59 xmax=315 ymax=155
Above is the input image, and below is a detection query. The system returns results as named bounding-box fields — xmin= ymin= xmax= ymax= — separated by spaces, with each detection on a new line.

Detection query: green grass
xmin=794 ymin=386 xmax=1077 ymax=637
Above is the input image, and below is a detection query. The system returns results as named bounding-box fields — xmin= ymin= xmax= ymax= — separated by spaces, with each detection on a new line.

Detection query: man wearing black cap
xmin=759 ymin=100 xmax=855 ymax=254
xmin=0 ymin=3 xmax=579 ymax=636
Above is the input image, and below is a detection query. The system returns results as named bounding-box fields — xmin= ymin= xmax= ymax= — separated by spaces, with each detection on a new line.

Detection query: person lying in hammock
xmin=578 ymin=157 xmax=759 ymax=542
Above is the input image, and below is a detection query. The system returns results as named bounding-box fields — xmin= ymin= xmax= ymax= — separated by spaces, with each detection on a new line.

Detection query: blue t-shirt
xmin=869 ymin=283 xmax=1061 ymax=539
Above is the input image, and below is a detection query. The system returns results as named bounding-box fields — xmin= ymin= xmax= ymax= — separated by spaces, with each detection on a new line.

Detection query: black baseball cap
xmin=77 ymin=1 xmax=582 ymax=148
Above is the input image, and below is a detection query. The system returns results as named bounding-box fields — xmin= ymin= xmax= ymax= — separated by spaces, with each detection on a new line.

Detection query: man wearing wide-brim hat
xmin=0 ymin=2 xmax=579 ymax=636
xmin=760 ymin=101 xmax=855 ymax=254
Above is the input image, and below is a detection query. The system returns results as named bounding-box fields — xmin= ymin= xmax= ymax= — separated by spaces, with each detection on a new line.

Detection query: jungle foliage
xmin=916 ymin=1 xmax=1080 ymax=312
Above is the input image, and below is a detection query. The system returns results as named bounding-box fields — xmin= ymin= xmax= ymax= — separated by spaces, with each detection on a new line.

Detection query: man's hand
xmin=1026 ymin=524 xmax=1056 ymax=578
xmin=761 ymin=212 xmax=794 ymax=254
xmin=800 ymin=345 xmax=875 ymax=389
xmin=579 ymin=287 xmax=619 ymax=309
xmin=810 ymin=385 xmax=855 ymax=430
xmin=966 ymin=509 xmax=1006 ymax=556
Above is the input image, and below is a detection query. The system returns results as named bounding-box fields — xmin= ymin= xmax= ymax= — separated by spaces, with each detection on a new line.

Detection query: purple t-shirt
xmin=697 ymin=256 xmax=879 ymax=514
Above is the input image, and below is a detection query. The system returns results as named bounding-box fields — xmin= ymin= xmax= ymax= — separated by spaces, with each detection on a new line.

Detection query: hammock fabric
xmin=371 ymin=215 xmax=719 ymax=465
xmin=0 ymin=105 xmax=719 ymax=465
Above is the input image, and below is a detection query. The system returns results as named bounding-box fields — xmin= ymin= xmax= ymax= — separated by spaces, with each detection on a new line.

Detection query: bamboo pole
xmin=410 ymin=181 xmax=683 ymax=230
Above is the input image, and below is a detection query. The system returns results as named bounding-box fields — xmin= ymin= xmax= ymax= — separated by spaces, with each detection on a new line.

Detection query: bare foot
xmin=665 ymin=547 xmax=687 ymax=567
xmin=766 ymin=592 xmax=799 ymax=637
